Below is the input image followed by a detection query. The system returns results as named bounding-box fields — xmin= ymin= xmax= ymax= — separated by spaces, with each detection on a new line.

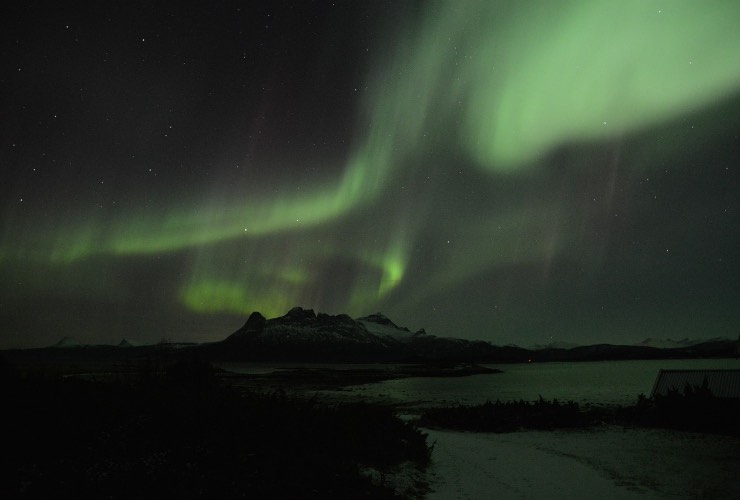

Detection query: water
xmin=325 ymin=358 xmax=740 ymax=407
xmin=215 ymin=362 xmax=406 ymax=375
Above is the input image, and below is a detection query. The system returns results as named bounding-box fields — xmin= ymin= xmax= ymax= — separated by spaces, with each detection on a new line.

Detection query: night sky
xmin=2 ymin=0 xmax=739 ymax=348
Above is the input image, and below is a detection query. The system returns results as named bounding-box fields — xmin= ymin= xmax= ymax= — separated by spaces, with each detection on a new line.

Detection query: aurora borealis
xmin=2 ymin=0 xmax=739 ymax=348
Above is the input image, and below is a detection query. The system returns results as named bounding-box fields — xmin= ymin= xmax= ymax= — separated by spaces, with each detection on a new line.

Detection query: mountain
xmin=117 ymin=338 xmax=151 ymax=347
xmin=201 ymin=306 xmax=737 ymax=363
xmin=356 ymin=313 xmax=425 ymax=343
xmin=11 ymin=308 xmax=735 ymax=364
xmin=206 ymin=306 xmax=530 ymax=363
xmin=530 ymin=339 xmax=737 ymax=362
xmin=528 ymin=341 xmax=581 ymax=351
xmin=52 ymin=337 xmax=82 ymax=348
xmin=635 ymin=337 xmax=730 ymax=349
xmin=218 ymin=307 xmax=401 ymax=361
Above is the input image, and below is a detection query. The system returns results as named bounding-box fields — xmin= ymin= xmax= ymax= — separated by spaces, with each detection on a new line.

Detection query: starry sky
xmin=2 ymin=0 xmax=739 ymax=348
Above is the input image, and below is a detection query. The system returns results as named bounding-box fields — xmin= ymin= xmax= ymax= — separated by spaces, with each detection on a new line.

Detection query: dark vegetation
xmin=1 ymin=340 xmax=736 ymax=498
xmin=0 ymin=356 xmax=431 ymax=499
xmin=419 ymin=381 xmax=740 ymax=437
xmin=618 ymin=380 xmax=740 ymax=436
xmin=418 ymin=397 xmax=603 ymax=432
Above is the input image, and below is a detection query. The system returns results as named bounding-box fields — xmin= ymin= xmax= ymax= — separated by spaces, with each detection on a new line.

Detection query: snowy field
xmin=423 ymin=426 xmax=740 ymax=499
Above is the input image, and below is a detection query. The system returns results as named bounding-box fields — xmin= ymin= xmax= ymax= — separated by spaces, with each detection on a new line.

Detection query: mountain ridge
xmin=203 ymin=307 xmax=736 ymax=363
xmin=19 ymin=307 xmax=738 ymax=363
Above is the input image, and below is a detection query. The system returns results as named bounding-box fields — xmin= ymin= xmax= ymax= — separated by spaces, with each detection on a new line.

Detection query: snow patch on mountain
xmin=356 ymin=313 xmax=425 ymax=344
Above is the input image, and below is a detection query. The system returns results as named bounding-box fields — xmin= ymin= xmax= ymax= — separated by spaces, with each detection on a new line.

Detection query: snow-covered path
xmin=423 ymin=427 xmax=740 ymax=499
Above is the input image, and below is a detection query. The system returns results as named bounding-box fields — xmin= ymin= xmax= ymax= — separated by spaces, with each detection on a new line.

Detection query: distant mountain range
xmin=634 ymin=337 xmax=732 ymax=349
xmin=10 ymin=307 xmax=737 ymax=364
xmin=527 ymin=341 xmax=582 ymax=351
xmin=527 ymin=337 xmax=733 ymax=351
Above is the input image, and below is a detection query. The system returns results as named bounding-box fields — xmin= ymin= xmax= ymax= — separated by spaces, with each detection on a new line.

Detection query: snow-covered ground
xmin=423 ymin=426 xmax=740 ymax=499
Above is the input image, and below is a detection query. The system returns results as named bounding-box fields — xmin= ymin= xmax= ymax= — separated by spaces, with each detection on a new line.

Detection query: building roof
xmin=651 ymin=369 xmax=740 ymax=399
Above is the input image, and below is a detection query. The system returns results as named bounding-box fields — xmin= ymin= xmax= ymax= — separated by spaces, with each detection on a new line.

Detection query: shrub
xmin=419 ymin=396 xmax=598 ymax=432
xmin=621 ymin=381 xmax=740 ymax=436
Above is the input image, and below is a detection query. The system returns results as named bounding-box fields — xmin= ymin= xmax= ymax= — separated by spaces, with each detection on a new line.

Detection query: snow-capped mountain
xmin=118 ymin=338 xmax=148 ymax=347
xmin=217 ymin=306 xmax=527 ymax=362
xmin=227 ymin=307 xmax=399 ymax=345
xmin=202 ymin=306 xmax=738 ymax=363
xmin=52 ymin=336 xmax=82 ymax=348
xmin=356 ymin=313 xmax=426 ymax=344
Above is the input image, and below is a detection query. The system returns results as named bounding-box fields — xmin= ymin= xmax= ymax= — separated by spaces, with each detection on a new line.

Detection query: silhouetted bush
xmin=0 ymin=360 xmax=430 ymax=499
xmin=419 ymin=396 xmax=600 ymax=432
xmin=421 ymin=385 xmax=740 ymax=437
xmin=618 ymin=382 xmax=740 ymax=436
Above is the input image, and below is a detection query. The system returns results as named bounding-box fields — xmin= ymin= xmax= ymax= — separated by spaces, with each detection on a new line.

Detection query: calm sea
xmin=317 ymin=358 xmax=740 ymax=407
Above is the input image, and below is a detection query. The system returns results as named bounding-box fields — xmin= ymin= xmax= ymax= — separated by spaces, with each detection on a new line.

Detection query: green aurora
xmin=2 ymin=1 xmax=739 ymax=346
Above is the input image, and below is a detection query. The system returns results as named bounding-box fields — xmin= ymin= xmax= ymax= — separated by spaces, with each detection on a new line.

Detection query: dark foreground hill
xmin=0 ymin=359 xmax=431 ymax=498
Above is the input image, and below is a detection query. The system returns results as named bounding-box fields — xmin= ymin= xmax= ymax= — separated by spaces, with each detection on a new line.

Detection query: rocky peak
xmin=53 ymin=336 xmax=81 ymax=348
xmin=358 ymin=312 xmax=406 ymax=330
xmin=243 ymin=311 xmax=267 ymax=332
xmin=281 ymin=306 xmax=317 ymax=322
